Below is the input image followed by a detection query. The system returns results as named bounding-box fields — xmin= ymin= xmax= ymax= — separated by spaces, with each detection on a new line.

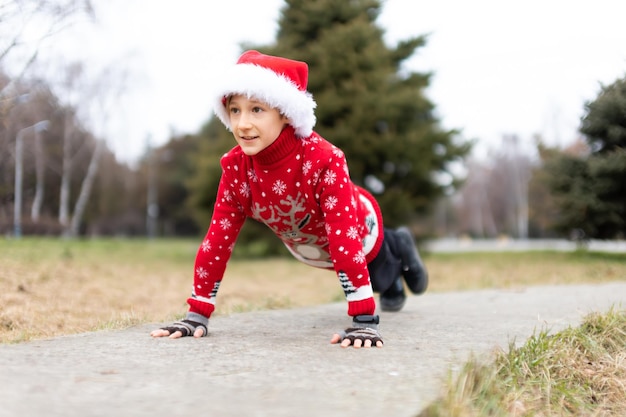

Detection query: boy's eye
xmin=229 ymin=107 xmax=240 ymax=114
xmin=252 ymin=106 xmax=263 ymax=113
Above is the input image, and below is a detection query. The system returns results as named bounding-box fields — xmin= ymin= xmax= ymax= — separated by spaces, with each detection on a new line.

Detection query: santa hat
xmin=213 ymin=50 xmax=317 ymax=138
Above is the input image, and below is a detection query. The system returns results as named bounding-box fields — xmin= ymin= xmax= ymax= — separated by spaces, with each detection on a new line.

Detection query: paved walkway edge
xmin=1 ymin=282 xmax=625 ymax=417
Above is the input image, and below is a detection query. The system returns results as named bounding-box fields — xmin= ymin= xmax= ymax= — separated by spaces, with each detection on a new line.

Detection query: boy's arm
xmin=152 ymin=160 xmax=246 ymax=339
xmin=316 ymin=150 xmax=377 ymax=313
xmin=315 ymin=149 xmax=383 ymax=348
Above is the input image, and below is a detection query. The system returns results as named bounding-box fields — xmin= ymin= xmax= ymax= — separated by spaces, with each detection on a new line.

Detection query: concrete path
xmin=1 ymin=282 xmax=625 ymax=417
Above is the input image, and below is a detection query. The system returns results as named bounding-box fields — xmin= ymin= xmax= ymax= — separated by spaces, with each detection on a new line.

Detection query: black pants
xmin=367 ymin=228 xmax=403 ymax=293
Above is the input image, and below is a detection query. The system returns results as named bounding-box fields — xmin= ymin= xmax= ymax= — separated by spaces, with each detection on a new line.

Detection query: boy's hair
xmin=213 ymin=50 xmax=317 ymax=138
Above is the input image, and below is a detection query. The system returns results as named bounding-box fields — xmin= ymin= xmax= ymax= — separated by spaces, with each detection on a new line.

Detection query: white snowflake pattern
xmin=312 ymin=170 xmax=321 ymax=184
xmin=219 ymin=218 xmax=232 ymax=230
xmin=247 ymin=169 xmax=258 ymax=182
xmin=239 ymin=183 xmax=250 ymax=197
xmin=223 ymin=190 xmax=233 ymax=202
xmin=353 ymin=251 xmax=366 ymax=264
xmin=332 ymin=148 xmax=343 ymax=158
xmin=346 ymin=226 xmax=360 ymax=240
xmin=325 ymin=195 xmax=338 ymax=210
xmin=201 ymin=240 xmax=211 ymax=252
xmin=272 ymin=179 xmax=287 ymax=195
xmin=196 ymin=266 xmax=208 ymax=279
xmin=324 ymin=170 xmax=337 ymax=185
xmin=302 ymin=160 xmax=313 ymax=175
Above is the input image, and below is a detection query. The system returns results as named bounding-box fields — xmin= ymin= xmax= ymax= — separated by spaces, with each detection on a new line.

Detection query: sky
xmin=36 ymin=0 xmax=626 ymax=163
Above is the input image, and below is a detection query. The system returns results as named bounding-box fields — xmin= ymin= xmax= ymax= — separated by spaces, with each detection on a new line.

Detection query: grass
xmin=1 ymin=238 xmax=625 ymax=343
xmin=419 ymin=307 xmax=626 ymax=417
xmin=2 ymin=237 xmax=626 ymax=415
xmin=423 ymin=250 xmax=626 ymax=291
xmin=0 ymin=237 xmax=343 ymax=343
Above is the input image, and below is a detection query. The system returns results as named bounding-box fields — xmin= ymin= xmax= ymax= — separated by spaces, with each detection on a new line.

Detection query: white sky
xmin=36 ymin=0 xmax=626 ymax=163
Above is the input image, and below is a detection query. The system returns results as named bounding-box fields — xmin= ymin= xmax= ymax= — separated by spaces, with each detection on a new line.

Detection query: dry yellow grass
xmin=1 ymin=238 xmax=625 ymax=343
xmin=0 ymin=238 xmax=344 ymax=343
xmin=425 ymin=251 xmax=626 ymax=291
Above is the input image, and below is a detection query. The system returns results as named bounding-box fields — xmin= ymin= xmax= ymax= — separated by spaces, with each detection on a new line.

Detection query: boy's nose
xmin=237 ymin=111 xmax=253 ymax=128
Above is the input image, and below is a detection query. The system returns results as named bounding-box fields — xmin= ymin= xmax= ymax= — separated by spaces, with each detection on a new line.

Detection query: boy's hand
xmin=150 ymin=326 xmax=206 ymax=339
xmin=330 ymin=315 xmax=383 ymax=348
xmin=150 ymin=312 xmax=208 ymax=339
xmin=330 ymin=330 xmax=383 ymax=348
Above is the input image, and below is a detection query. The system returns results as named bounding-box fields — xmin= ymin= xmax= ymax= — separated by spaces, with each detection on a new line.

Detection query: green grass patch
xmin=420 ymin=307 xmax=626 ymax=416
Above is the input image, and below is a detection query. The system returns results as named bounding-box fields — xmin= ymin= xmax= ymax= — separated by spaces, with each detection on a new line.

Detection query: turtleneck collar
xmin=252 ymin=125 xmax=300 ymax=167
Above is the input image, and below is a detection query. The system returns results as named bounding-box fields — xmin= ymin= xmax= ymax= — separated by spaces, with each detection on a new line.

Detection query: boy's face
xmin=227 ymin=95 xmax=289 ymax=156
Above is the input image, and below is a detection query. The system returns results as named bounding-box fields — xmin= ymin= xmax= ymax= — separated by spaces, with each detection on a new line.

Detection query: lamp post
xmin=31 ymin=122 xmax=48 ymax=222
xmin=145 ymin=136 xmax=158 ymax=239
xmin=14 ymin=120 xmax=50 ymax=238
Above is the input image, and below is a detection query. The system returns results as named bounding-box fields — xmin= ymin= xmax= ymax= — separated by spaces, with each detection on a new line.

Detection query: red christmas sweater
xmin=187 ymin=126 xmax=384 ymax=318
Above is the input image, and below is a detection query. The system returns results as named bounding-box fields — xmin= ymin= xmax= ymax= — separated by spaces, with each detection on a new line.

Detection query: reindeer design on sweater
xmin=251 ymin=192 xmax=331 ymax=265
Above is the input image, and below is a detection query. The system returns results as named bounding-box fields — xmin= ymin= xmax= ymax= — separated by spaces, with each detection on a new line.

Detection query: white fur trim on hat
xmin=213 ymin=63 xmax=317 ymax=138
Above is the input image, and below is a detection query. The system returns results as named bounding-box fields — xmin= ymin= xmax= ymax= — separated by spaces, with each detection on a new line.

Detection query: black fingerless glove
xmin=160 ymin=312 xmax=208 ymax=337
xmin=340 ymin=314 xmax=383 ymax=345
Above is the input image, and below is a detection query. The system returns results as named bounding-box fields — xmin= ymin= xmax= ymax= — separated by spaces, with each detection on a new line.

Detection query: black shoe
xmin=395 ymin=227 xmax=428 ymax=294
xmin=379 ymin=277 xmax=406 ymax=312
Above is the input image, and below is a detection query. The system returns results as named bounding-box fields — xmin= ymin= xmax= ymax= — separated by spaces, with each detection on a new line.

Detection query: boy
xmin=151 ymin=50 xmax=428 ymax=348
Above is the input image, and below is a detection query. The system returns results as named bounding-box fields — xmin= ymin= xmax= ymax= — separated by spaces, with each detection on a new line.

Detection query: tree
xmin=454 ymin=159 xmax=498 ymax=238
xmin=85 ymin=147 xmax=145 ymax=236
xmin=0 ymin=71 xmax=143 ymax=236
xmin=580 ymin=77 xmax=626 ymax=154
xmin=0 ymin=0 xmax=94 ymax=97
xmin=0 ymin=76 xmax=63 ymax=234
xmin=450 ymin=135 xmax=535 ymax=239
xmin=140 ymin=132 xmax=201 ymax=237
xmin=0 ymin=1 xmax=147 ymax=238
xmin=546 ymin=75 xmax=626 ymax=239
xmin=52 ymin=62 xmax=129 ymax=237
xmin=188 ymin=0 xmax=471 ymax=240
xmin=526 ymin=138 xmax=564 ymax=238
xmin=270 ymin=0 xmax=471 ymax=225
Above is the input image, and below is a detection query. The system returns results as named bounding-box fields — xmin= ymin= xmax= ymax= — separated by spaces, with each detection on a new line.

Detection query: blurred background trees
xmin=1 ymin=0 xmax=624 ymax=244
xmin=543 ymin=77 xmax=626 ymax=239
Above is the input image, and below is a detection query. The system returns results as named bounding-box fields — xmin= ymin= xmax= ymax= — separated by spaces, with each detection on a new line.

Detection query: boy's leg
xmin=367 ymin=231 xmax=406 ymax=312
xmin=388 ymin=227 xmax=429 ymax=294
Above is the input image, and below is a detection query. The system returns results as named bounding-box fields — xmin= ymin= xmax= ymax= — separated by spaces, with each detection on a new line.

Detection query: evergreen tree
xmin=265 ymin=0 xmax=471 ymax=225
xmin=580 ymin=77 xmax=626 ymax=153
xmin=546 ymin=75 xmax=626 ymax=239
xmin=187 ymin=0 xmax=472 ymax=250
